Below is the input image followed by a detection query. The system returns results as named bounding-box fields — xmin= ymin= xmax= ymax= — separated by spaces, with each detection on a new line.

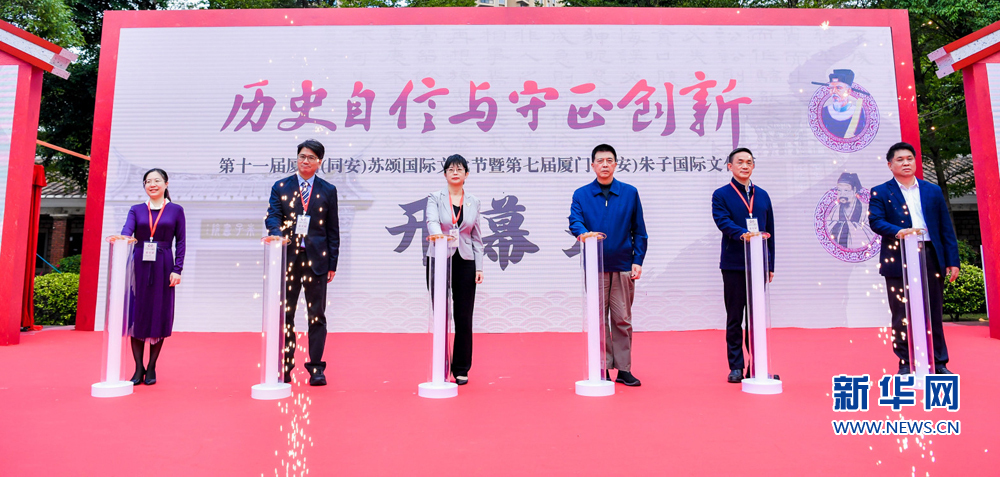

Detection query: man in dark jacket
xmin=868 ymin=142 xmax=959 ymax=375
xmin=265 ymin=139 xmax=340 ymax=386
xmin=711 ymin=147 xmax=775 ymax=383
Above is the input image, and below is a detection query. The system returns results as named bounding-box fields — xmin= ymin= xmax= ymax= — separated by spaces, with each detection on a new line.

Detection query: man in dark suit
xmin=265 ymin=139 xmax=340 ymax=386
xmin=711 ymin=147 xmax=775 ymax=383
xmin=869 ymin=142 xmax=959 ymax=375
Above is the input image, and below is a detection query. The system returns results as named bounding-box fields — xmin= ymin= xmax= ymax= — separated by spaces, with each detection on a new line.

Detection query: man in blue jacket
xmin=868 ymin=142 xmax=959 ymax=375
xmin=265 ymin=139 xmax=341 ymax=386
xmin=569 ymin=144 xmax=648 ymax=386
xmin=711 ymin=147 xmax=775 ymax=383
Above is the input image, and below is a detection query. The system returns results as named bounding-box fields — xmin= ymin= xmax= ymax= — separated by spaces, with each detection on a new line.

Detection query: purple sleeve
xmin=121 ymin=206 xmax=137 ymax=236
xmin=173 ymin=205 xmax=187 ymax=274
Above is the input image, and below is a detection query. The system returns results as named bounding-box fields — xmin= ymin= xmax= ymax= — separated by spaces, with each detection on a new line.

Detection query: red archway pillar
xmin=0 ymin=50 xmax=44 ymax=345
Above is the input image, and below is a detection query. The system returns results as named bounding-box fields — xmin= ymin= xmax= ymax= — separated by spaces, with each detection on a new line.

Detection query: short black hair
xmin=727 ymin=147 xmax=753 ymax=164
xmin=297 ymin=139 xmax=325 ymax=160
xmin=443 ymin=154 xmax=469 ymax=173
xmin=591 ymin=144 xmax=617 ymax=162
xmin=886 ymin=142 xmax=916 ymax=162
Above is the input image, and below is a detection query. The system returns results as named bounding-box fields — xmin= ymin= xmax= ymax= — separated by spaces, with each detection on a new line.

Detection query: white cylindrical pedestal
xmin=902 ymin=233 xmax=934 ymax=384
xmin=252 ymin=383 xmax=292 ymax=400
xmin=575 ymin=379 xmax=615 ymax=397
xmin=253 ymin=237 xmax=292 ymax=400
xmin=418 ymin=382 xmax=459 ymax=399
xmin=92 ymin=381 xmax=133 ymax=398
xmin=743 ymin=234 xmax=781 ymax=395
xmin=419 ymin=236 xmax=458 ymax=398
xmin=92 ymin=237 xmax=135 ymax=398
xmin=577 ymin=235 xmax=612 ymax=397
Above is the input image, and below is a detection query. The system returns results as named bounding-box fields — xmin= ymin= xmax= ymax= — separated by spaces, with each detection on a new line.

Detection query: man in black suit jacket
xmin=868 ymin=142 xmax=959 ymax=375
xmin=265 ymin=139 xmax=340 ymax=386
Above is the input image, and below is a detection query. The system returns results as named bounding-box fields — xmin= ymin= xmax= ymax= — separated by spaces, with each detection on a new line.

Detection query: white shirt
xmin=895 ymin=178 xmax=929 ymax=239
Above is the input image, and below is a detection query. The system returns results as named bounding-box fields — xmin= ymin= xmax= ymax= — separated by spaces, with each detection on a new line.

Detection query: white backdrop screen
xmin=95 ymin=22 xmax=905 ymax=332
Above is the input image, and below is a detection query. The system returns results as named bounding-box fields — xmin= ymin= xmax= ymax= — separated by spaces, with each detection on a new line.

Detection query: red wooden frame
xmin=961 ymin=51 xmax=1000 ymax=339
xmin=0 ymin=51 xmax=44 ymax=345
xmin=77 ymin=7 xmax=920 ymax=330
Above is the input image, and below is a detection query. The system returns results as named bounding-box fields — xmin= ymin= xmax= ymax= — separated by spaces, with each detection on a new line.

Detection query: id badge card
xmin=143 ymin=242 xmax=157 ymax=261
xmin=296 ymin=215 xmax=311 ymax=235
xmin=448 ymin=227 xmax=460 ymax=248
xmin=746 ymin=218 xmax=760 ymax=234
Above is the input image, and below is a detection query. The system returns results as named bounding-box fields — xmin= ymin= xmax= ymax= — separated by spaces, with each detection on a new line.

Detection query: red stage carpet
xmin=1 ymin=325 xmax=998 ymax=476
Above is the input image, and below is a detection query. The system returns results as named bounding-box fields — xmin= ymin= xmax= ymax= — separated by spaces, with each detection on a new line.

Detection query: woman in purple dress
xmin=112 ymin=169 xmax=186 ymax=386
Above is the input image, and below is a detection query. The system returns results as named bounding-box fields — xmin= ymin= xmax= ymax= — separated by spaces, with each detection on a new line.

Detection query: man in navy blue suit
xmin=711 ymin=147 xmax=775 ymax=383
xmin=868 ymin=142 xmax=959 ymax=375
xmin=265 ymin=139 xmax=340 ymax=386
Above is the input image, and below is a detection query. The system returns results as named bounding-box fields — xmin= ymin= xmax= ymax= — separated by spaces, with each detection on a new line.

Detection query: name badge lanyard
xmin=147 ymin=203 xmax=166 ymax=242
xmin=450 ymin=192 xmax=464 ymax=228
xmin=449 ymin=192 xmax=464 ymax=245
xmin=729 ymin=181 xmax=754 ymax=218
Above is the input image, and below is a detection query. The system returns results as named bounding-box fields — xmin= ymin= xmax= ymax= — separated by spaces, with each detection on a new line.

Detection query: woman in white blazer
xmin=426 ymin=154 xmax=484 ymax=385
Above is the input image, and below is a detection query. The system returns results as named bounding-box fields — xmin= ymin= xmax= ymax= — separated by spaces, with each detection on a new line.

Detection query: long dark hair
xmin=143 ymin=168 xmax=172 ymax=201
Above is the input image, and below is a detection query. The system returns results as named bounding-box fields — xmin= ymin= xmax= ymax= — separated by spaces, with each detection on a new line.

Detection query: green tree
xmin=889 ymin=0 xmax=1000 ymax=221
xmin=0 ymin=0 xmax=85 ymax=47
xmin=32 ymin=1 xmax=170 ymax=192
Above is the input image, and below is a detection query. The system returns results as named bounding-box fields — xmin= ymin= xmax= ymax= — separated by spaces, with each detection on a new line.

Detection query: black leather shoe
xmin=283 ymin=372 xmax=292 ymax=384
xmin=935 ymin=365 xmax=953 ymax=375
xmin=143 ymin=369 xmax=156 ymax=386
xmin=728 ymin=369 xmax=743 ymax=383
xmin=130 ymin=368 xmax=145 ymax=386
xmin=455 ymin=376 xmax=469 ymax=385
xmin=898 ymin=365 xmax=911 ymax=375
xmin=309 ymin=371 xmax=327 ymax=386
xmin=616 ymin=371 xmax=641 ymax=386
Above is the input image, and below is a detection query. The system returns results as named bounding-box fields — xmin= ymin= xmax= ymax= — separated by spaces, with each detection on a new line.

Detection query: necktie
xmin=299 ymin=180 xmax=310 ymax=249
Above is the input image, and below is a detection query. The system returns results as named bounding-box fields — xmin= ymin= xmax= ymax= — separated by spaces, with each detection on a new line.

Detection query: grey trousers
xmin=602 ymin=271 xmax=635 ymax=372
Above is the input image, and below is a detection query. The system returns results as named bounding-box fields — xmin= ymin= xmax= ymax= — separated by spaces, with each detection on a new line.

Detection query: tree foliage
xmin=0 ymin=0 xmax=85 ymax=47
xmin=889 ymin=0 xmax=1000 ymax=219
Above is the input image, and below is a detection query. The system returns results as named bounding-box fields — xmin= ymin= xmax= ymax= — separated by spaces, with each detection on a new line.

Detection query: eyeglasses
xmin=593 ymin=159 xmax=616 ymax=165
xmin=144 ymin=179 xmax=165 ymax=185
xmin=298 ymin=154 xmax=321 ymax=162
xmin=445 ymin=167 xmax=466 ymax=173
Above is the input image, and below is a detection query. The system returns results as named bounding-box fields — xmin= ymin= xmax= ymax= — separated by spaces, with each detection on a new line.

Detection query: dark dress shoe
xmin=130 ymin=369 xmax=145 ymax=386
xmin=455 ymin=376 xmax=469 ymax=385
xmin=143 ymin=369 xmax=156 ymax=386
xmin=898 ymin=365 xmax=911 ymax=375
xmin=283 ymin=373 xmax=292 ymax=384
xmin=616 ymin=371 xmax=641 ymax=386
xmin=935 ymin=365 xmax=953 ymax=375
xmin=728 ymin=369 xmax=743 ymax=383
xmin=309 ymin=371 xmax=327 ymax=386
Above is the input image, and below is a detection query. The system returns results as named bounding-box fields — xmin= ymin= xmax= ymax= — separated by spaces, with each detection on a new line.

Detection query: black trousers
xmin=885 ymin=242 xmax=949 ymax=367
xmin=284 ymin=249 xmax=328 ymax=375
xmin=722 ymin=269 xmax=749 ymax=371
xmin=427 ymin=253 xmax=477 ymax=377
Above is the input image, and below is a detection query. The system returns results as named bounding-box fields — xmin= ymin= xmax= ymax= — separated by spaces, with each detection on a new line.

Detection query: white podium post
xmin=252 ymin=237 xmax=292 ymax=400
xmin=419 ymin=235 xmax=458 ymax=398
xmin=576 ymin=233 xmax=614 ymax=397
xmin=92 ymin=237 xmax=135 ymax=398
xmin=901 ymin=231 xmax=935 ymax=386
xmin=741 ymin=233 xmax=782 ymax=395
